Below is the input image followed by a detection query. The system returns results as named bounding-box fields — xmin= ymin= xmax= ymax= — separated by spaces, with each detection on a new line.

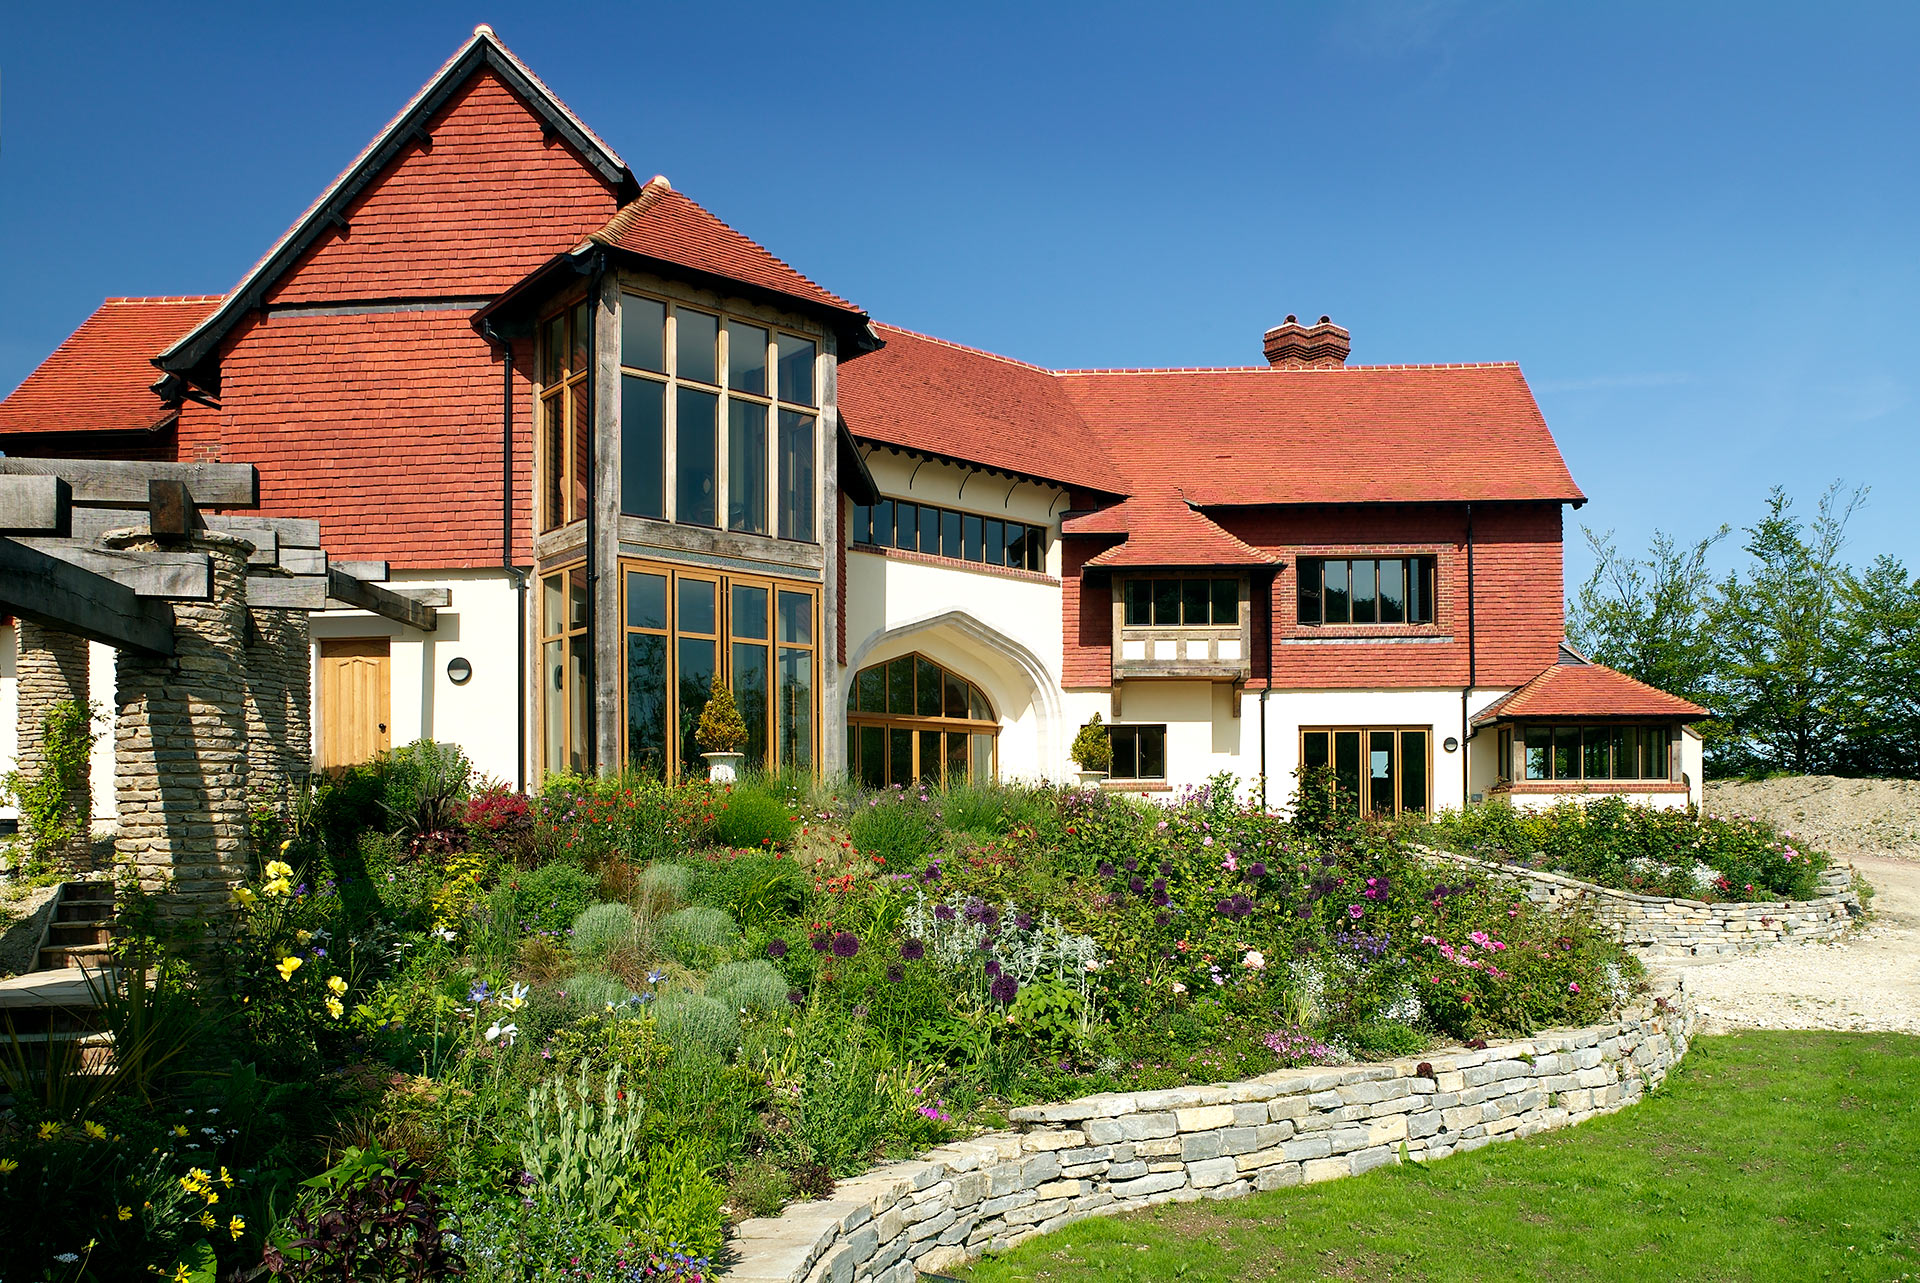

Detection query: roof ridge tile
xmin=869 ymin=323 xmax=1055 ymax=374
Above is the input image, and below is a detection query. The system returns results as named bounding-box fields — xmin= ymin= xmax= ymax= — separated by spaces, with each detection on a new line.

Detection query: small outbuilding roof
xmin=1473 ymin=661 xmax=1708 ymax=726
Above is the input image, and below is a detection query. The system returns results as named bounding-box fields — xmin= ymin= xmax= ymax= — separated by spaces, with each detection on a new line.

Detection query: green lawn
xmin=956 ymin=1033 xmax=1920 ymax=1283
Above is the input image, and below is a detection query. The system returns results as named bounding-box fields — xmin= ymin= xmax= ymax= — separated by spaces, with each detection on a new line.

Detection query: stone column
xmin=244 ymin=605 xmax=313 ymax=810
xmin=13 ymin=619 xmax=93 ymax=871
xmin=108 ymin=530 xmax=254 ymax=929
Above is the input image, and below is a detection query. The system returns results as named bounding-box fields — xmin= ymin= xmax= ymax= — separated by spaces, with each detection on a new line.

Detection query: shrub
xmin=262 ymin=1173 xmax=460 ymax=1282
xmin=562 ymin=972 xmax=637 ymax=1015
xmin=691 ymin=853 xmax=808 ymax=928
xmin=520 ymin=1061 xmax=649 ymax=1229
xmin=693 ymin=675 xmax=748 ymax=755
xmin=1070 ymin=714 xmax=1111 ymax=773
xmin=513 ymin=861 xmax=600 ymax=939
xmin=847 ymin=789 xmax=944 ymax=865
xmin=711 ymin=784 xmax=799 ymax=850
xmin=657 ymin=906 xmax=740 ymax=969
xmin=572 ymin=902 xmax=637 ymax=960
xmin=0 ymin=698 xmax=94 ymax=877
xmin=653 ymin=990 xmax=740 ymax=1058
xmin=380 ymin=739 xmax=472 ymax=841
xmin=705 ymin=960 xmax=789 ymax=1015
xmin=638 ymin=862 xmax=693 ymax=912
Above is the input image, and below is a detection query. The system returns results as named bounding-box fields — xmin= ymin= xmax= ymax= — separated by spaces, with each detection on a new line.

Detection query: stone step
xmin=55 ymin=902 xmax=114 ymax=925
xmin=48 ymin=922 xmax=113 ymax=947
xmin=39 ymin=943 xmax=114 ymax=970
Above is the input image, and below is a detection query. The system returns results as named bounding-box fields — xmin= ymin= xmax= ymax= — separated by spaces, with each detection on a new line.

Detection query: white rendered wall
xmin=309 ymin=568 xmax=525 ymax=789
xmin=0 ymin=622 xmax=14 ymax=821
xmin=1505 ymin=789 xmax=1693 ymax=813
xmin=1257 ymin=687 xmax=1508 ymax=816
xmin=88 ymin=640 xmax=116 ymax=825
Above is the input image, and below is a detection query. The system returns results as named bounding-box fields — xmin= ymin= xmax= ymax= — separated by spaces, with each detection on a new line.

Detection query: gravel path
xmin=1668 ymin=855 xmax=1920 ymax=1034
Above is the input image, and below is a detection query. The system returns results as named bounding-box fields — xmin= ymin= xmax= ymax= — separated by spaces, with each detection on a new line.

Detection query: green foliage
xmin=938 ymin=780 xmax=1059 ymax=838
xmin=562 ymin=973 xmax=637 ymax=1015
xmin=1005 ymin=980 xmax=1086 ymax=1058
xmin=612 ymin=1138 xmax=728 ymax=1261
xmin=656 ymin=906 xmax=740 ymax=969
xmin=705 ymin=960 xmax=789 ymax=1015
xmin=1568 ymin=524 xmax=1727 ymax=711
xmin=1070 ymin=714 xmax=1112 ymax=772
xmin=653 ymin=990 xmax=740 ymax=1058
xmin=692 ymin=675 xmax=748 ymax=755
xmin=513 ymin=860 xmax=600 ymax=939
xmin=520 ymin=1062 xmax=649 ymax=1228
xmin=571 ymin=902 xmax=636 ymax=960
xmin=710 ymin=783 xmax=799 ymax=850
xmin=0 ymin=698 xmax=95 ymax=876
xmin=848 ymin=789 xmax=945 ymax=864
xmin=690 ymin=852 xmax=807 ymax=928
xmin=379 ymin=739 xmax=473 ymax=839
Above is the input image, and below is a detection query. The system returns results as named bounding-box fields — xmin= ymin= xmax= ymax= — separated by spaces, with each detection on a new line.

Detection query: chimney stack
xmin=1262 ymin=315 xmax=1350 ymax=368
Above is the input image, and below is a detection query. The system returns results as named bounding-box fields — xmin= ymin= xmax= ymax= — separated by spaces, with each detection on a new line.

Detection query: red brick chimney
xmin=1262 ymin=315 xmax=1350 ymax=368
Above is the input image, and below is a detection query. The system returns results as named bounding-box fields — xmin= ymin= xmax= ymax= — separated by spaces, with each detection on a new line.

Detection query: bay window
xmin=1520 ymin=724 xmax=1673 ymax=783
xmin=539 ymin=302 xmax=592 ymax=531
xmin=540 ymin=565 xmax=591 ymax=774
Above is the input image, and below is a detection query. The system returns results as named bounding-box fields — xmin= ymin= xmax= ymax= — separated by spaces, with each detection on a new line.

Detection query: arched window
xmin=846 ymin=652 xmax=998 ymax=788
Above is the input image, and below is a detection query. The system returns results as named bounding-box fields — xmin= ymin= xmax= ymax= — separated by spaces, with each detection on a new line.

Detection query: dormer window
xmin=1123 ymin=577 xmax=1239 ymax=627
xmin=1297 ymin=556 xmax=1436 ymax=626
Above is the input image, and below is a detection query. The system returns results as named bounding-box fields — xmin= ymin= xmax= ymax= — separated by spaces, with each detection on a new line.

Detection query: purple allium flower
xmin=1248 ymin=862 xmax=1268 ymax=879
xmin=787 ymin=989 xmax=806 ymax=1006
xmin=989 ymin=974 xmax=1020 ymax=1005
xmin=1151 ymin=877 xmax=1166 ymax=894
xmin=767 ymin=938 xmax=789 ymax=959
xmin=1014 ymin=911 xmax=1034 ymax=932
xmin=886 ymin=964 xmax=905 ymax=983
xmin=934 ymin=904 xmax=957 ymax=923
xmin=1097 ymin=862 xmax=1117 ymax=879
xmin=1154 ymin=911 xmax=1171 ymax=926
xmin=1129 ymin=876 xmax=1146 ymax=895
xmin=1215 ymin=894 xmax=1254 ymax=920
xmin=1124 ymin=858 xmax=1139 ymax=873
xmin=984 ymin=959 xmax=1002 ymax=978
xmin=810 ymin=932 xmax=832 ymax=952
xmin=1153 ymin=890 xmax=1171 ymax=907
xmin=901 ymin=938 xmax=926 ymax=961
xmin=831 ymin=931 xmax=860 ymax=958
xmin=921 ymin=861 xmax=944 ymax=884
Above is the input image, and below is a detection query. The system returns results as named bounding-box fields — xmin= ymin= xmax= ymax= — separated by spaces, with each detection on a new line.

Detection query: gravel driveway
xmin=1670 ymin=855 xmax=1920 ymax=1034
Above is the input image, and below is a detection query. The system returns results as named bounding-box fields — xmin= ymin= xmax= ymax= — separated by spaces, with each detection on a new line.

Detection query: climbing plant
xmin=1 ymin=698 xmax=96 ymax=880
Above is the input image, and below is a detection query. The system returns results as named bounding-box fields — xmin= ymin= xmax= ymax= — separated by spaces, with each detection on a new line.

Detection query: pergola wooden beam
xmin=0 ymin=538 xmax=176 ymax=655
xmin=326 ymin=566 xmax=439 ymax=631
xmin=246 ymin=575 xmax=332 ymax=610
xmin=0 ymin=474 xmax=72 ymax=536
xmin=12 ymin=540 xmax=212 ymax=600
xmin=0 ymin=458 xmax=257 ymax=507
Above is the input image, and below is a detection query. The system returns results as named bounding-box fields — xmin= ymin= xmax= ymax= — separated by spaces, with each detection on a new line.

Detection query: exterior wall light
xmin=447 ymin=656 xmax=473 ymax=685
xmin=1443 ymin=736 xmax=1460 ymax=753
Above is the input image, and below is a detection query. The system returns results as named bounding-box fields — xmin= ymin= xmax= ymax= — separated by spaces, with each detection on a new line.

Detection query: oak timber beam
xmin=0 ymin=538 xmax=176 ymax=655
xmin=0 ymin=475 xmax=71 ymax=536
xmin=13 ymin=540 xmax=212 ymax=600
xmin=65 ymin=508 xmax=287 ymax=564
xmin=331 ymin=560 xmax=389 ymax=581
xmin=245 ymin=575 xmax=331 ymax=610
xmin=0 ymin=458 xmax=257 ymax=507
xmin=276 ymin=547 xmax=329 ymax=575
xmin=325 ymin=566 xmax=439 ymax=631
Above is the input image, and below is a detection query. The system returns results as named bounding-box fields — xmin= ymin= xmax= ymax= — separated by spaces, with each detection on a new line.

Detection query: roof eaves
xmin=156 ymin=26 xmax=634 ymax=384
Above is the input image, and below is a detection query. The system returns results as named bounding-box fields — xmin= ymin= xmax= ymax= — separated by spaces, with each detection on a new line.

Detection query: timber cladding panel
xmin=266 ymin=69 xmax=620 ymax=305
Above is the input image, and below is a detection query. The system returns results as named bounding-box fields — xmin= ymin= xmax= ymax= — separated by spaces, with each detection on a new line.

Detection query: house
xmin=0 ymin=26 xmax=1705 ymax=826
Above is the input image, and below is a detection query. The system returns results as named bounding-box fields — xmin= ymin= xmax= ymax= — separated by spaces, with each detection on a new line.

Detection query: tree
xmin=1567 ymin=524 xmax=1728 ymax=707
xmin=1835 ymin=554 xmax=1920 ymax=777
xmin=1708 ymin=483 xmax=1864 ymax=775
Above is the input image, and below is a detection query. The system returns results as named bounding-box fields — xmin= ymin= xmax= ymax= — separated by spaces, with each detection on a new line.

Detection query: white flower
xmin=56 ymin=1253 xmax=81 ymax=1264
xmin=499 ymin=983 xmax=529 ymax=1013
xmin=1171 ymin=981 xmax=1187 ymax=995
xmin=1242 ymin=950 xmax=1266 ymax=970
xmin=485 ymin=1021 xmax=519 ymax=1046
xmin=432 ymin=927 xmax=457 ymax=942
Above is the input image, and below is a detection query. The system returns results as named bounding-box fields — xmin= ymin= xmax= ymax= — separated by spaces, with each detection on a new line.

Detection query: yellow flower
xmin=228 ymin=1215 xmax=246 ymax=1240
xmin=324 ymin=996 xmax=344 ymax=1020
xmin=173 ymin=1125 xmax=189 ymax=1138
xmin=199 ymin=1211 xmax=217 ymax=1230
xmin=276 ymin=955 xmax=302 ymax=981
xmin=263 ymin=878 xmax=292 ymax=898
xmin=83 ymin=1120 xmax=108 ymax=1141
xmin=279 ymin=839 xmax=293 ymax=851
xmin=219 ymin=1166 xmax=233 ymax=1188
xmin=327 ymin=975 xmax=348 ymax=996
xmin=37 ymin=1121 xmax=59 ymax=1141
xmin=231 ymin=885 xmax=257 ymax=908
xmin=118 ymin=1206 xmax=134 ymax=1221
xmin=174 ymin=1265 xmax=192 ymax=1283
xmin=295 ymin=929 xmax=312 ymax=944
xmin=0 ymin=1157 xmax=18 ymax=1174
xmin=204 ymin=1189 xmax=218 ymax=1205
xmin=264 ymin=859 xmax=294 ymax=881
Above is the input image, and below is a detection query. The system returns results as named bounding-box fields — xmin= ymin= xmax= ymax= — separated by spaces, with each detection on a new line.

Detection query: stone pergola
xmin=1 ymin=459 xmax=447 ymax=925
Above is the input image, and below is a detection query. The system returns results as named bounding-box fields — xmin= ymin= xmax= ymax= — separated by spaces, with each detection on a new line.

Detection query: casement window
xmin=846 ymin=652 xmax=998 ymax=787
xmin=1300 ymin=727 xmax=1430 ymax=816
xmin=850 ymin=498 xmax=1047 ymax=573
xmin=539 ymin=565 xmax=592 ymax=774
xmin=621 ymin=559 xmax=817 ymax=778
xmin=1296 ymin=556 xmax=1437 ymax=626
xmin=538 ymin=302 xmax=593 ymax=532
xmin=1521 ymin=724 xmax=1672 ymax=783
xmin=618 ymin=293 xmax=818 ymax=540
xmin=1496 ymin=727 xmax=1513 ymax=783
xmin=1109 ymin=724 xmax=1167 ymax=781
xmin=1122 ymin=578 xmax=1239 ymax=627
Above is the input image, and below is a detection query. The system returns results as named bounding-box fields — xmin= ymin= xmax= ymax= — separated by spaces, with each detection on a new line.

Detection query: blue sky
xmin=4 ymin=2 xmax=1917 ymax=589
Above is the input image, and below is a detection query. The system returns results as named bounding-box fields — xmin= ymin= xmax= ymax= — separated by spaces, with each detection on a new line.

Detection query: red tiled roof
xmin=0 ymin=297 xmax=220 ymax=436
xmin=837 ymin=325 xmax=1119 ymax=492
xmin=1069 ymin=494 xmax=1278 ymax=568
xmin=1473 ymin=662 xmax=1708 ymax=725
xmin=590 ymin=179 xmax=866 ymax=320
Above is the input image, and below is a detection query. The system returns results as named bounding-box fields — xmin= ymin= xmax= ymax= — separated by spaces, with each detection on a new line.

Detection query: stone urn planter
xmin=703 ymin=751 xmax=745 ymax=784
xmin=1076 ymin=769 xmax=1108 ymax=789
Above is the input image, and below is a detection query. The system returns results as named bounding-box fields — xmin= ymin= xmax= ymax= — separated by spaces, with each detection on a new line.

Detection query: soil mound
xmin=1705 ymin=776 xmax=1920 ymax=863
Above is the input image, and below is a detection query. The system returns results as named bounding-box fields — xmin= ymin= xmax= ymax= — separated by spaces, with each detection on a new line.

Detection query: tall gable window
xmin=619 ymin=292 xmax=817 ymax=540
xmin=539 ymin=301 xmax=593 ymax=531
xmin=845 ymin=652 xmax=998 ymax=787
xmin=1297 ymin=556 xmax=1436 ymax=626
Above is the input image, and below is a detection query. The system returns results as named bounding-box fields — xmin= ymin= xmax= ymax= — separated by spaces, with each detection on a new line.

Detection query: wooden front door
xmin=319 ymin=638 xmax=391 ymax=768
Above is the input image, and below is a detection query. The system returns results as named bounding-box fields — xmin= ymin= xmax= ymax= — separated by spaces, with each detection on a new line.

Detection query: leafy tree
xmin=1835 ymin=554 xmax=1920 ymax=776
xmin=1707 ymin=483 xmax=1864 ymax=775
xmin=1566 ymin=524 xmax=1726 ymax=706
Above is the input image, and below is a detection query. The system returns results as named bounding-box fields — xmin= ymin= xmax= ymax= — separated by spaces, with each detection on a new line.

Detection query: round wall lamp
xmin=446 ymin=657 xmax=473 ymax=685
xmin=1443 ymin=736 xmax=1460 ymax=753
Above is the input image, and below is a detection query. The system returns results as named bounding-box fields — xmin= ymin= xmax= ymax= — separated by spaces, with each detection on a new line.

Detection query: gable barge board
xmin=13 ymin=540 xmax=212 ymax=600
xmin=0 ymin=538 xmax=176 ymax=655
xmin=0 ymin=475 xmax=72 ymax=535
xmin=0 ymin=459 xmax=257 ymax=507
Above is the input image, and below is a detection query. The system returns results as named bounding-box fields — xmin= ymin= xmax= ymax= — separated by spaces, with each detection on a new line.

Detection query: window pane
xmin=569 ymin=381 xmax=589 ymax=523
xmin=1400 ymin=730 xmax=1428 ymax=814
xmin=946 ymin=731 xmax=969 ymax=783
xmin=919 ymin=729 xmax=941 ymax=784
xmin=1367 ymin=729 xmax=1395 ymax=815
xmin=727 ymin=320 xmax=768 ymax=395
xmin=569 ymin=565 xmax=590 ymax=633
xmin=893 ymin=502 xmax=918 ymax=551
xmin=886 ymin=656 xmax=914 ymax=714
xmin=777 ymin=589 xmax=811 ymax=645
xmin=889 ymin=726 xmax=913 ymax=786
xmin=1005 ymin=526 xmax=1027 ymax=570
xmin=859 ymin=724 xmax=884 ymax=789
xmin=1378 ymin=558 xmax=1405 ymax=624
xmin=677 ymin=577 xmax=715 ymax=636
xmin=855 ymin=663 xmax=884 ymax=713
xmin=568 ymin=634 xmax=590 ymax=773
xmin=1419 ymin=558 xmax=1437 ymax=624
xmin=1646 ymin=727 xmax=1671 ymax=779
xmin=570 ymin=301 xmax=590 ymax=378
xmin=733 ymin=641 xmax=769 ymax=770
xmin=963 ymin=513 xmax=983 ymax=561
xmin=678 ymin=308 xmax=718 ymax=385
xmin=921 ymin=507 xmax=943 ymax=556
xmin=778 ymin=410 xmax=815 ymax=541
xmin=1525 ymin=727 xmax=1552 ymax=780
xmin=621 ymin=294 xmax=665 ymax=373
xmin=983 ymin=519 xmax=1005 ymax=567
xmin=1125 ymin=579 xmax=1149 ymax=626
xmin=542 ymin=571 xmax=565 ymax=637
xmin=1139 ymin=726 xmax=1166 ymax=780
xmin=677 ymin=637 xmax=715 ymax=770
xmin=542 ymin=313 xmax=565 ymax=384
xmin=1153 ymin=579 xmax=1181 ymax=626
xmin=971 ymin=732 xmax=994 ymax=782
xmin=942 ymin=509 xmax=962 ymax=559
xmin=778 ymin=646 xmax=813 ymax=772
xmin=727 ymin=399 xmax=768 ymax=534
xmin=620 ymin=375 xmax=665 ymax=518
xmin=915 ymin=656 xmax=942 ymax=718
xmin=969 ymin=684 xmax=992 ymax=721
xmin=943 ymin=670 xmax=968 ymax=719
xmin=1350 ymin=559 xmax=1377 ymax=624
xmin=626 ymin=632 xmax=668 ymax=778
xmin=626 ymin=571 xmax=667 ymax=631
xmin=1610 ymin=727 xmax=1631 ymax=780
xmin=1297 ymin=559 xmax=1322 ymax=624
xmin=731 ymin=584 xmax=768 ymax=640
xmin=1111 ymin=727 xmax=1137 ymax=779
xmin=1302 ymin=730 xmax=1329 ymax=773
xmin=777 ymin=334 xmax=815 ymax=405
xmin=1211 ymin=579 xmax=1239 ymax=625
xmin=1026 ymin=525 xmax=1045 ymax=571
xmin=1585 ymin=729 xmax=1612 ymax=781
xmin=542 ymin=392 xmax=565 ymax=530
xmin=676 ymin=387 xmax=718 ymax=527
xmin=871 ymin=499 xmax=893 ymax=547
xmin=542 ymin=637 xmax=565 ymax=772
xmin=1333 ymin=730 xmax=1362 ymax=809
xmin=1182 ymin=580 xmax=1209 ymax=626
xmin=851 ymin=502 xmax=871 ymax=544
xmin=1553 ymin=726 xmax=1580 ymax=780
xmin=1324 ymin=560 xmax=1350 ymax=624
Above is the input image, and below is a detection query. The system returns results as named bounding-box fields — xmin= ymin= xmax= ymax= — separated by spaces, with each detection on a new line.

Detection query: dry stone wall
xmin=722 ymin=983 xmax=1695 ymax=1282
xmin=244 ymin=605 xmax=313 ymax=804
xmin=1420 ymin=847 xmax=1859 ymax=959
xmin=12 ymin=619 xmax=94 ymax=869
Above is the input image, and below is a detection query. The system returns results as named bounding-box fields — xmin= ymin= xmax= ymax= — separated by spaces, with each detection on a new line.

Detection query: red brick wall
xmin=1061 ymin=535 xmax=1118 ymax=688
xmin=267 ymin=70 xmax=619 ymax=305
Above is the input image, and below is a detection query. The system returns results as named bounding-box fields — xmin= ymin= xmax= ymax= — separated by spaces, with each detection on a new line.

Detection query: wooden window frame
xmin=1299 ymin=725 xmax=1433 ymax=817
xmin=536 ymin=301 xmax=593 ymax=533
xmin=1108 ymin=723 xmax=1168 ymax=782
xmin=1296 ymin=555 xmax=1438 ymax=627
xmin=845 ymin=651 xmax=1000 ymax=788
xmin=1120 ymin=577 xmax=1241 ymax=628
xmin=538 ymin=562 xmax=592 ymax=777
xmin=849 ymin=497 xmax=1048 ymax=574
xmin=1516 ymin=723 xmax=1677 ymax=784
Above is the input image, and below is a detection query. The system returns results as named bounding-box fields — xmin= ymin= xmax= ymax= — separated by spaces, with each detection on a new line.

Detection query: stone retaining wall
xmin=722 ymin=983 xmax=1696 ymax=1282
xmin=1422 ymin=847 xmax=1860 ymax=959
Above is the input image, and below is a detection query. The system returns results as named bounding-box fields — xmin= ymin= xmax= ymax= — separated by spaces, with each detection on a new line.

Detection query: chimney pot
xmin=1262 ymin=315 xmax=1351 ymax=369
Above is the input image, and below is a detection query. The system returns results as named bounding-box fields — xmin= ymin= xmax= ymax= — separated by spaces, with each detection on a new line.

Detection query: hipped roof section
xmin=0 ymin=297 xmax=220 ymax=436
xmin=1472 ymin=662 xmax=1709 ymax=726
xmin=155 ymin=25 xmax=635 ymax=389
